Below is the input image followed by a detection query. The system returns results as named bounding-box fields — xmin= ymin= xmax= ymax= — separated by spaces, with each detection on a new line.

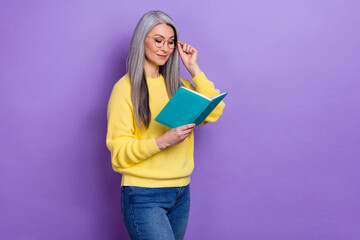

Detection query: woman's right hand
xmin=155 ymin=123 xmax=196 ymax=150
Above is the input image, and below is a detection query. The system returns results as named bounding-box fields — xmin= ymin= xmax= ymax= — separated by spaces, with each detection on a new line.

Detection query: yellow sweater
xmin=106 ymin=72 xmax=225 ymax=187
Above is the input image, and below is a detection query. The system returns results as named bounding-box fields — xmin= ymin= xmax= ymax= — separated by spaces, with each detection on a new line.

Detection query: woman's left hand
xmin=177 ymin=41 xmax=202 ymax=78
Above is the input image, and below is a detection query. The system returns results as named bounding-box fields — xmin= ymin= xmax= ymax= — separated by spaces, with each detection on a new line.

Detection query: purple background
xmin=1 ymin=1 xmax=359 ymax=239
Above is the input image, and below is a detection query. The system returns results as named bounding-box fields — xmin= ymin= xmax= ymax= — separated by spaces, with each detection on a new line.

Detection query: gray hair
xmin=126 ymin=10 xmax=182 ymax=130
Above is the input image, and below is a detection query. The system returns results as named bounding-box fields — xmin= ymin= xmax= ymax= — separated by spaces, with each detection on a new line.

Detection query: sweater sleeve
xmin=106 ymin=80 xmax=161 ymax=170
xmin=182 ymin=72 xmax=225 ymax=125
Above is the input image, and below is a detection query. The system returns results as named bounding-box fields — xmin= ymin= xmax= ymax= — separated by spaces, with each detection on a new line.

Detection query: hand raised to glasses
xmin=155 ymin=41 xmax=203 ymax=150
xmin=155 ymin=123 xmax=196 ymax=150
xmin=177 ymin=41 xmax=202 ymax=78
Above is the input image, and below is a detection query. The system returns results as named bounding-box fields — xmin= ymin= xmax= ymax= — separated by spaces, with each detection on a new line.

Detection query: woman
xmin=106 ymin=10 xmax=225 ymax=240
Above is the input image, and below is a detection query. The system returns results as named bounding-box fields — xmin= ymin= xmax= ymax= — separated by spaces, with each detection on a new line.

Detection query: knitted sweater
xmin=106 ymin=72 xmax=225 ymax=187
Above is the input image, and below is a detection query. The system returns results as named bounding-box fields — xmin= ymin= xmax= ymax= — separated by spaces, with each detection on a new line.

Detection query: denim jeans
xmin=121 ymin=184 xmax=190 ymax=240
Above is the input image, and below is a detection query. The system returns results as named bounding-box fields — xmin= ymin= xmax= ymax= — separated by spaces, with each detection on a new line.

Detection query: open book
xmin=155 ymin=86 xmax=228 ymax=128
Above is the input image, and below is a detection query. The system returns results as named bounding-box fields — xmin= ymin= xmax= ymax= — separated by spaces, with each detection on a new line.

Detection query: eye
xmin=154 ymin=39 xmax=163 ymax=43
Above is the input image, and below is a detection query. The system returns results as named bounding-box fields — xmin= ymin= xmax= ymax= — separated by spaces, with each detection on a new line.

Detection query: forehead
xmin=148 ymin=23 xmax=175 ymax=38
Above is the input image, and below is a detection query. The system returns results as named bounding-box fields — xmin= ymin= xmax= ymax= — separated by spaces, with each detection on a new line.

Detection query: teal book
xmin=155 ymin=86 xmax=228 ymax=128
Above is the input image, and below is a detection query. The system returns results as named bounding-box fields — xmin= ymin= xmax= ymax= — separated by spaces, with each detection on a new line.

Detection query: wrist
xmin=155 ymin=136 xmax=167 ymax=150
xmin=188 ymin=64 xmax=201 ymax=78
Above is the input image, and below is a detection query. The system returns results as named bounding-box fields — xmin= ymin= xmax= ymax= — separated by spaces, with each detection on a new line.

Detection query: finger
xmin=177 ymin=43 xmax=183 ymax=53
xmin=190 ymin=46 xmax=197 ymax=53
xmin=178 ymin=41 xmax=185 ymax=51
xmin=189 ymin=46 xmax=195 ymax=54
xmin=182 ymin=124 xmax=195 ymax=132
xmin=188 ymin=46 xmax=192 ymax=53
xmin=175 ymin=128 xmax=193 ymax=139
xmin=187 ymin=44 xmax=192 ymax=53
xmin=177 ymin=43 xmax=185 ymax=57
xmin=181 ymin=129 xmax=194 ymax=137
xmin=184 ymin=126 xmax=195 ymax=133
xmin=178 ymin=41 xmax=186 ymax=52
xmin=183 ymin=43 xmax=188 ymax=52
xmin=181 ymin=129 xmax=193 ymax=136
xmin=179 ymin=123 xmax=195 ymax=130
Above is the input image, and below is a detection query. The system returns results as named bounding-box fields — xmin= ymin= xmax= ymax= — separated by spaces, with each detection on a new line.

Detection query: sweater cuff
xmin=148 ymin=138 xmax=161 ymax=155
xmin=192 ymin=72 xmax=207 ymax=85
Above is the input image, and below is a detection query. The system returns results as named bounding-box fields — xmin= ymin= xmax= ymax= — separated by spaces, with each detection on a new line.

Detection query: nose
xmin=160 ymin=42 xmax=169 ymax=52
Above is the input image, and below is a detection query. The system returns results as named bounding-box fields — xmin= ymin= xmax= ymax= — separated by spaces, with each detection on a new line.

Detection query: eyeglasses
xmin=146 ymin=36 xmax=176 ymax=49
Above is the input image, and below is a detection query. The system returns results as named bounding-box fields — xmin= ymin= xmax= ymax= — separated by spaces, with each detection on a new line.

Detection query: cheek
xmin=145 ymin=41 xmax=156 ymax=53
xmin=144 ymin=42 xmax=157 ymax=60
xmin=166 ymin=49 xmax=174 ymax=59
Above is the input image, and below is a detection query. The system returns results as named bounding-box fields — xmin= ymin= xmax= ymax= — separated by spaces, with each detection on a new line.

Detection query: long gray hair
xmin=126 ymin=10 xmax=182 ymax=130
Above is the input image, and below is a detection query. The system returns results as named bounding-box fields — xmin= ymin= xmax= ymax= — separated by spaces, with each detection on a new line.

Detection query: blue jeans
xmin=121 ymin=184 xmax=190 ymax=240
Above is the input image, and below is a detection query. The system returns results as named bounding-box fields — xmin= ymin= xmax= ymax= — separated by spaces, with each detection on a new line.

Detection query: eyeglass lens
xmin=154 ymin=37 xmax=176 ymax=49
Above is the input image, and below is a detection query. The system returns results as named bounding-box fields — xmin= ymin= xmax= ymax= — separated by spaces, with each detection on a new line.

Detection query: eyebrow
xmin=154 ymin=34 xmax=175 ymax=39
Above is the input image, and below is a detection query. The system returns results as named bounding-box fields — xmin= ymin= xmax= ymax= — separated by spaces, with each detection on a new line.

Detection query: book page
xmin=180 ymin=87 xmax=210 ymax=100
xmin=210 ymin=92 xmax=228 ymax=100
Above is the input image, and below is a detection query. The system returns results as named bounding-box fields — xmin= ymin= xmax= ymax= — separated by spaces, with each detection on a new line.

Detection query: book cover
xmin=155 ymin=87 xmax=227 ymax=128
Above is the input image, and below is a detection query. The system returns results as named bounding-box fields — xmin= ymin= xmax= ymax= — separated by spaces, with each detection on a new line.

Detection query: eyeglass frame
xmin=146 ymin=35 xmax=177 ymax=49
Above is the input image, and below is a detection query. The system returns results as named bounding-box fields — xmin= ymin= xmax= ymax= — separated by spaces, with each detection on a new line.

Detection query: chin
xmin=157 ymin=59 xmax=168 ymax=66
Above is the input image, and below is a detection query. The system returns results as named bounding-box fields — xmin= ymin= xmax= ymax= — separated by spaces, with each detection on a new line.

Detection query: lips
xmin=157 ymin=54 xmax=167 ymax=59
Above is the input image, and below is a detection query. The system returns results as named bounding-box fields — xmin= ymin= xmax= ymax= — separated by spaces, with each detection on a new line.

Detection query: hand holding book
xmin=155 ymin=123 xmax=196 ymax=150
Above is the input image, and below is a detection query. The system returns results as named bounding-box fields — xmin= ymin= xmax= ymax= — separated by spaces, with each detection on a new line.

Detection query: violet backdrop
xmin=1 ymin=0 xmax=359 ymax=239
